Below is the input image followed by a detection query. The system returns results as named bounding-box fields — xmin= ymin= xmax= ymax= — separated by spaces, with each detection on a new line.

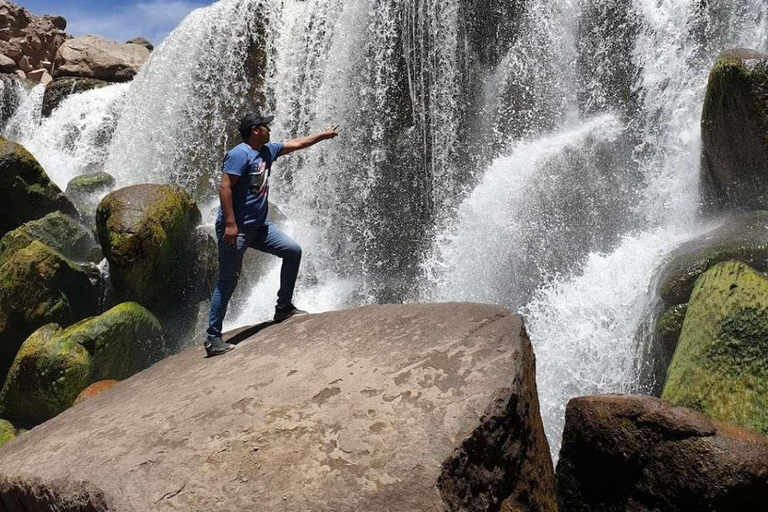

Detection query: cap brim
xmin=262 ymin=115 xmax=275 ymax=125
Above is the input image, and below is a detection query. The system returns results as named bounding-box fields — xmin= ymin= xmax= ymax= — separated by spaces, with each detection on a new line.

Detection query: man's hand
xmin=279 ymin=126 xmax=340 ymax=157
xmin=223 ymin=221 xmax=238 ymax=248
xmin=321 ymin=125 xmax=340 ymax=140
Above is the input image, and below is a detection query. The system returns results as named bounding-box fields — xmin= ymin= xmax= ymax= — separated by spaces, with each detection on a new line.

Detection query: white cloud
xmin=66 ymin=0 xmax=209 ymax=46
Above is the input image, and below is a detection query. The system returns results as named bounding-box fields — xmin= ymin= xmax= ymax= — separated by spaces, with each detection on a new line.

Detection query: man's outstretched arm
xmin=278 ymin=126 xmax=339 ymax=157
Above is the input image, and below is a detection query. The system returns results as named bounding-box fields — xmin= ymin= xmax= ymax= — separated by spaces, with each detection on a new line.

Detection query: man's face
xmin=252 ymin=124 xmax=270 ymax=145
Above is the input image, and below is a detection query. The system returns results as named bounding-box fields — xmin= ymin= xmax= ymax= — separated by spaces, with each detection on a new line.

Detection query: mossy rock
xmin=0 ymin=323 xmax=93 ymax=425
xmin=700 ymin=49 xmax=768 ymax=214
xmin=62 ymin=302 xmax=164 ymax=381
xmin=0 ymin=418 xmax=15 ymax=448
xmin=0 ymin=241 xmax=98 ymax=383
xmin=0 ymin=136 xmax=78 ymax=236
xmin=0 ymin=211 xmax=94 ymax=268
xmin=42 ymin=77 xmax=110 ymax=117
xmin=96 ymin=184 xmax=203 ymax=314
xmin=662 ymin=261 xmax=768 ymax=435
xmin=65 ymin=171 xmax=115 ymax=202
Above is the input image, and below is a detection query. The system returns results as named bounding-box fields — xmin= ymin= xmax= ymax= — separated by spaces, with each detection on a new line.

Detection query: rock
xmin=0 ymin=323 xmax=93 ymax=425
xmin=73 ymin=380 xmax=118 ymax=406
xmin=26 ymin=68 xmax=51 ymax=84
xmin=0 ymin=74 xmax=24 ymax=130
xmin=0 ymin=419 xmax=14 ymax=448
xmin=53 ymin=35 xmax=150 ymax=82
xmin=125 ymin=37 xmax=153 ymax=52
xmin=0 ymin=241 xmax=98 ymax=383
xmin=0 ymin=54 xmax=15 ymax=72
xmin=649 ymin=302 xmax=687 ymax=378
xmin=700 ymin=49 xmax=768 ymax=214
xmin=13 ymin=69 xmax=24 ymax=80
xmin=96 ymin=184 xmax=204 ymax=316
xmin=64 ymin=171 xmax=115 ymax=201
xmin=0 ymin=2 xmax=68 ymax=82
xmin=0 ymin=211 xmax=94 ymax=268
xmin=42 ymin=76 xmax=110 ymax=117
xmin=556 ymin=394 xmax=768 ymax=512
xmin=0 ymin=136 xmax=77 ymax=237
xmin=662 ymin=261 xmax=768 ymax=435
xmin=63 ymin=302 xmax=164 ymax=381
xmin=0 ymin=304 xmax=556 ymax=511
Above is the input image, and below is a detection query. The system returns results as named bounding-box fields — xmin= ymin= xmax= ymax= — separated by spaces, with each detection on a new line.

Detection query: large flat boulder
xmin=53 ymin=35 xmax=149 ymax=82
xmin=0 ymin=304 xmax=556 ymax=511
xmin=700 ymin=49 xmax=768 ymax=214
xmin=556 ymin=395 xmax=768 ymax=511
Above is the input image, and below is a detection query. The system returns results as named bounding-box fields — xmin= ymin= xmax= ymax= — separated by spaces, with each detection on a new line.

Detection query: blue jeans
xmin=206 ymin=222 xmax=302 ymax=338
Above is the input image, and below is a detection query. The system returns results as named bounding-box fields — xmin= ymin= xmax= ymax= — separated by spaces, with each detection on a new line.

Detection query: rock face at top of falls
xmin=53 ymin=35 xmax=150 ymax=83
xmin=0 ymin=1 xmax=68 ymax=83
xmin=700 ymin=49 xmax=768 ymax=215
xmin=0 ymin=304 xmax=557 ymax=512
xmin=557 ymin=395 xmax=768 ymax=511
xmin=42 ymin=76 xmax=110 ymax=117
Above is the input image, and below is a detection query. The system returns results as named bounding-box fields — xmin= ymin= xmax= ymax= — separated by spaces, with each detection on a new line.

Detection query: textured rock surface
xmin=96 ymin=184 xmax=203 ymax=314
xmin=0 ymin=323 xmax=93 ymax=426
xmin=662 ymin=261 xmax=768 ymax=435
xmin=42 ymin=76 xmax=109 ymax=116
xmin=0 ymin=1 xmax=69 ymax=82
xmin=557 ymin=394 xmax=768 ymax=512
xmin=53 ymin=35 xmax=149 ymax=82
xmin=0 ymin=241 xmax=97 ymax=384
xmin=700 ymin=49 xmax=768 ymax=214
xmin=65 ymin=171 xmax=115 ymax=201
xmin=63 ymin=302 xmax=164 ymax=382
xmin=0 ymin=303 xmax=556 ymax=511
xmin=0 ymin=211 xmax=93 ymax=267
xmin=125 ymin=37 xmax=153 ymax=52
xmin=0 ymin=136 xmax=77 ymax=236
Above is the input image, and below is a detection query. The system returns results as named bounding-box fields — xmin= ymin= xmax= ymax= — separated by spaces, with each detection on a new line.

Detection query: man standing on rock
xmin=204 ymin=113 xmax=338 ymax=357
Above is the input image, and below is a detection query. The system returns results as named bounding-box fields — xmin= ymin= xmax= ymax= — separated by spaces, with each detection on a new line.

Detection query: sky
xmin=18 ymin=0 xmax=217 ymax=46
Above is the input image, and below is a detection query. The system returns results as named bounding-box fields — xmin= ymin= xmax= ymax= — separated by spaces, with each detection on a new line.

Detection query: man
xmin=204 ymin=112 xmax=338 ymax=357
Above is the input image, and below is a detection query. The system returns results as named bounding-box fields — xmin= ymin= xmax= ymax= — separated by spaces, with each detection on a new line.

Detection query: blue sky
xmin=18 ymin=0 xmax=216 ymax=46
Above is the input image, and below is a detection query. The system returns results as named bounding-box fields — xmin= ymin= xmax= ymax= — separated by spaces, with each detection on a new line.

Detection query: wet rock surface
xmin=556 ymin=394 xmax=768 ymax=512
xmin=0 ymin=303 xmax=555 ymax=511
xmin=700 ymin=49 xmax=768 ymax=214
xmin=42 ymin=76 xmax=110 ymax=117
xmin=0 ymin=211 xmax=93 ymax=267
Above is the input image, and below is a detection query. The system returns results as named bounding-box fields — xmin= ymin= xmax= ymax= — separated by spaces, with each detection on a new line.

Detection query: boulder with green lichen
xmin=63 ymin=302 xmax=164 ymax=381
xmin=700 ymin=49 xmax=768 ymax=214
xmin=0 ymin=323 xmax=93 ymax=425
xmin=0 ymin=419 xmax=15 ymax=448
xmin=42 ymin=77 xmax=110 ymax=117
xmin=65 ymin=171 xmax=115 ymax=201
xmin=0 ymin=211 xmax=94 ymax=268
xmin=96 ymin=184 xmax=206 ymax=315
xmin=0 ymin=136 xmax=78 ymax=236
xmin=662 ymin=261 xmax=768 ymax=435
xmin=0 ymin=241 xmax=98 ymax=383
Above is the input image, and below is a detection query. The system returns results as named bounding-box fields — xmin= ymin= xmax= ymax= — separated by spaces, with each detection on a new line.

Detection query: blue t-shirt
xmin=217 ymin=141 xmax=284 ymax=228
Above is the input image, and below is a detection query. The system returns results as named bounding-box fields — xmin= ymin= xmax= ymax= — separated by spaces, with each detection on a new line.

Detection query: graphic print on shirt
xmin=249 ymin=160 xmax=268 ymax=198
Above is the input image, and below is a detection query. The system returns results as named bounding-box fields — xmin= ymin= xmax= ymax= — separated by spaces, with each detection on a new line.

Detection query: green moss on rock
xmin=0 ymin=241 xmax=97 ymax=383
xmin=0 ymin=323 xmax=93 ymax=425
xmin=0 ymin=211 xmax=93 ymax=268
xmin=0 ymin=136 xmax=78 ymax=236
xmin=65 ymin=171 xmax=115 ymax=201
xmin=95 ymin=184 xmax=202 ymax=314
xmin=0 ymin=419 xmax=15 ymax=448
xmin=63 ymin=302 xmax=164 ymax=381
xmin=662 ymin=261 xmax=768 ymax=435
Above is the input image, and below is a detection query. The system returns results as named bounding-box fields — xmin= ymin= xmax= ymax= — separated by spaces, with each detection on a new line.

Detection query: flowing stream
xmin=3 ymin=0 xmax=768 ymax=456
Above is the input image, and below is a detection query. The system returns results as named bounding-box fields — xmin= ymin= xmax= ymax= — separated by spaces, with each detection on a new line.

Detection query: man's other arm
xmin=220 ymin=172 xmax=239 ymax=247
xmin=278 ymin=126 xmax=339 ymax=157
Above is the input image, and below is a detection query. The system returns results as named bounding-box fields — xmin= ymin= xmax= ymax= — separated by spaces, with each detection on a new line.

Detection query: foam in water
xmin=5 ymin=84 xmax=129 ymax=189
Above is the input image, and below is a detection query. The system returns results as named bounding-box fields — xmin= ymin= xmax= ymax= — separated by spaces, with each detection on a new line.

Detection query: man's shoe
xmin=274 ymin=303 xmax=308 ymax=322
xmin=204 ymin=336 xmax=235 ymax=357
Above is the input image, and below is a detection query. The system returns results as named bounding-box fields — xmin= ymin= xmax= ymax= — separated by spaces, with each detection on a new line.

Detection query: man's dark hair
xmin=238 ymin=112 xmax=274 ymax=140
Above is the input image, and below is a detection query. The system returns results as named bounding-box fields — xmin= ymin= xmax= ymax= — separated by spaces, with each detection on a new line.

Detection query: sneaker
xmin=274 ymin=303 xmax=308 ymax=322
xmin=204 ymin=336 xmax=235 ymax=357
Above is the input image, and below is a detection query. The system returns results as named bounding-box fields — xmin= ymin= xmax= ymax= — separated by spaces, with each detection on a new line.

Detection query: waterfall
xmin=0 ymin=75 xmax=25 ymax=131
xmin=4 ymin=84 xmax=129 ymax=190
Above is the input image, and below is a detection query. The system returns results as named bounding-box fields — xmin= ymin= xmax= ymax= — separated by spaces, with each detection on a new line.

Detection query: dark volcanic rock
xmin=556 ymin=395 xmax=768 ymax=512
xmin=700 ymin=49 xmax=768 ymax=214
xmin=0 ymin=304 xmax=556 ymax=511
xmin=42 ymin=76 xmax=110 ymax=116
xmin=0 ymin=136 xmax=77 ymax=237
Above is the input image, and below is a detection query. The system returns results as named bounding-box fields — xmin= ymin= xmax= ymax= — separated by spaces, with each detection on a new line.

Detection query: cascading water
xmin=5 ymin=0 xmax=768 ymax=459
